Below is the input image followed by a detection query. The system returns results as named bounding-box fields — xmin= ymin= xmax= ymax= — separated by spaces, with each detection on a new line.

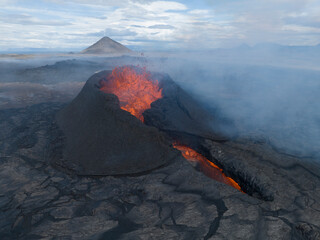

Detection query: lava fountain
xmin=100 ymin=66 xmax=162 ymax=122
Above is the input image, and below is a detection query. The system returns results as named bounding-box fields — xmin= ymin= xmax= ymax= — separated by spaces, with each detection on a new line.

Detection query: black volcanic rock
xmin=81 ymin=37 xmax=132 ymax=55
xmin=143 ymin=73 xmax=227 ymax=141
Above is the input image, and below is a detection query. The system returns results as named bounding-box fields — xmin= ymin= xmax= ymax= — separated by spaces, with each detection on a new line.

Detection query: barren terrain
xmin=0 ymin=57 xmax=319 ymax=239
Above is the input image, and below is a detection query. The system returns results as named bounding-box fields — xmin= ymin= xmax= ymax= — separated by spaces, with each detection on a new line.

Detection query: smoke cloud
xmin=144 ymin=47 xmax=320 ymax=160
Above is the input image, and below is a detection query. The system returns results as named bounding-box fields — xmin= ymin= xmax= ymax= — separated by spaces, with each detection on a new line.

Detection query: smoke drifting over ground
xmin=0 ymin=47 xmax=319 ymax=160
xmin=146 ymin=48 xmax=320 ymax=160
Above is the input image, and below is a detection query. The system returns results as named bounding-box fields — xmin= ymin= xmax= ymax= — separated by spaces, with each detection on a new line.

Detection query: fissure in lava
xmin=173 ymin=143 xmax=243 ymax=192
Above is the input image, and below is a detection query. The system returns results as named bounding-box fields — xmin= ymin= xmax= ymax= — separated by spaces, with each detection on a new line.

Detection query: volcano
xmin=81 ymin=37 xmax=132 ymax=55
xmin=54 ymin=66 xmax=227 ymax=177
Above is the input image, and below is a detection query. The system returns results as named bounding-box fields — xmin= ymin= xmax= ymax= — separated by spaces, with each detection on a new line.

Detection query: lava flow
xmin=173 ymin=143 xmax=243 ymax=191
xmin=100 ymin=66 xmax=162 ymax=122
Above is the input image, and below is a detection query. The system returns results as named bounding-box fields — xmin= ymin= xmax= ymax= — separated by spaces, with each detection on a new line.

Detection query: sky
xmin=0 ymin=0 xmax=320 ymax=51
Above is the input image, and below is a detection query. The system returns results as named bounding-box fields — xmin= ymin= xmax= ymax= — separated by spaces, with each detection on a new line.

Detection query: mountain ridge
xmin=81 ymin=36 xmax=132 ymax=55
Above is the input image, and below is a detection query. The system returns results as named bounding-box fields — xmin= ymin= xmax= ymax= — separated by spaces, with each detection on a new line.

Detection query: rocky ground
xmin=0 ymin=101 xmax=319 ymax=239
xmin=0 ymin=82 xmax=84 ymax=109
xmin=0 ymin=59 xmax=319 ymax=239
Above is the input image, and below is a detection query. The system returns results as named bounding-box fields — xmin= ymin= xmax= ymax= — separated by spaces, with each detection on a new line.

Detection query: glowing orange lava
xmin=100 ymin=66 xmax=162 ymax=122
xmin=173 ymin=143 xmax=243 ymax=191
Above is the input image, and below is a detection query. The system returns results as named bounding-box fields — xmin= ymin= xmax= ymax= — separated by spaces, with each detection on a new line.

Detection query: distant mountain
xmin=81 ymin=37 xmax=132 ymax=55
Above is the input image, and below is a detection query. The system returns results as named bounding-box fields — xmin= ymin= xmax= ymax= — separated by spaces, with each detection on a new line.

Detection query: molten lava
xmin=100 ymin=66 xmax=162 ymax=122
xmin=173 ymin=143 xmax=242 ymax=191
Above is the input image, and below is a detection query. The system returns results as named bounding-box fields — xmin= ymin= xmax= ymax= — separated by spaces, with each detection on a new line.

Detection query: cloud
xmin=202 ymin=0 xmax=320 ymax=46
xmin=284 ymin=16 xmax=320 ymax=28
xmin=0 ymin=13 xmax=71 ymax=26
xmin=0 ymin=0 xmax=319 ymax=50
xmin=86 ymin=28 xmax=137 ymax=37
xmin=205 ymin=0 xmax=312 ymax=13
xmin=148 ymin=24 xmax=175 ymax=29
xmin=43 ymin=0 xmax=165 ymax=8
xmin=142 ymin=1 xmax=187 ymax=12
xmin=0 ymin=0 xmax=190 ymax=50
